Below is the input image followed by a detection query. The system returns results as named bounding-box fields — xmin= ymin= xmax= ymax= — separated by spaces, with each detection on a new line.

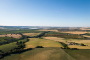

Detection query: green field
xmin=0 ymin=39 xmax=27 ymax=53
xmin=64 ymin=49 xmax=90 ymax=60
xmin=1 ymin=47 xmax=75 ymax=60
xmin=25 ymin=38 xmax=63 ymax=48
xmin=0 ymin=42 xmax=18 ymax=53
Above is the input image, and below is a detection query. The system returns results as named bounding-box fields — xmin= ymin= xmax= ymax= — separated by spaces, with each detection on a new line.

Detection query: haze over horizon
xmin=0 ymin=0 xmax=90 ymax=27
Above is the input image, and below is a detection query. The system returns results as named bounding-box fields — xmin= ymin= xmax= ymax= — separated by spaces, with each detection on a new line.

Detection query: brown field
xmin=43 ymin=37 xmax=90 ymax=49
xmin=23 ymin=33 xmax=41 ymax=37
xmin=68 ymin=45 xmax=90 ymax=49
xmin=38 ymin=29 xmax=58 ymax=32
xmin=0 ymin=34 xmax=22 ymax=38
xmin=61 ymin=31 xmax=87 ymax=34
xmin=80 ymin=27 xmax=90 ymax=30
xmin=83 ymin=35 xmax=90 ymax=38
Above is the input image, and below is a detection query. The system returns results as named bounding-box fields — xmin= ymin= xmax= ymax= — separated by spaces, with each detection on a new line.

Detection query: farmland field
xmin=44 ymin=32 xmax=85 ymax=39
xmin=38 ymin=29 xmax=58 ymax=32
xmin=23 ymin=33 xmax=41 ymax=37
xmin=0 ymin=30 xmax=41 ymax=35
xmin=25 ymin=38 xmax=63 ymax=48
xmin=1 ymin=47 xmax=75 ymax=60
xmin=83 ymin=35 xmax=90 ymax=38
xmin=0 ymin=42 xmax=18 ymax=53
xmin=80 ymin=27 xmax=90 ymax=30
xmin=64 ymin=49 xmax=90 ymax=60
xmin=0 ymin=37 xmax=17 ymax=42
xmin=43 ymin=37 xmax=90 ymax=49
xmin=0 ymin=34 xmax=22 ymax=38
xmin=1 ymin=28 xmax=90 ymax=60
xmin=60 ymin=31 xmax=87 ymax=34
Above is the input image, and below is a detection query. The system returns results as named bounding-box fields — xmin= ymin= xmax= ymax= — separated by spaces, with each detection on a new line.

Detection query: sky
xmin=0 ymin=0 xmax=90 ymax=27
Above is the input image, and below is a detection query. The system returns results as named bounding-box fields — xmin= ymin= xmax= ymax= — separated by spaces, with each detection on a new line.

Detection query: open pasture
xmin=0 ymin=42 xmax=17 ymax=53
xmin=25 ymin=38 xmax=63 ymax=48
xmin=23 ymin=33 xmax=41 ymax=37
xmin=43 ymin=37 xmax=90 ymax=49
xmin=64 ymin=49 xmax=90 ymax=60
xmin=1 ymin=47 xmax=75 ymax=60
xmin=0 ymin=34 xmax=22 ymax=38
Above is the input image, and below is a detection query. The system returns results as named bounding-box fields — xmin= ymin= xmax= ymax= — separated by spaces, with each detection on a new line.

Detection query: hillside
xmin=1 ymin=47 xmax=75 ymax=60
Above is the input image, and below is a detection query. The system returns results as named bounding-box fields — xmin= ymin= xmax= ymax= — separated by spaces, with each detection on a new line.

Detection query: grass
xmin=0 ymin=39 xmax=27 ymax=53
xmin=64 ymin=49 xmax=90 ymax=60
xmin=25 ymin=38 xmax=63 ymax=48
xmin=0 ymin=37 xmax=17 ymax=42
xmin=23 ymin=33 xmax=41 ymax=37
xmin=1 ymin=47 xmax=75 ymax=60
xmin=0 ymin=42 xmax=18 ymax=53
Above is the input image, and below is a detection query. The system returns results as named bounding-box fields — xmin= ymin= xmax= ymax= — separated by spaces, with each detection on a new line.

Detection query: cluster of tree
xmin=81 ymin=43 xmax=86 ymax=46
xmin=35 ymin=46 xmax=44 ymax=48
xmin=59 ymin=42 xmax=70 ymax=49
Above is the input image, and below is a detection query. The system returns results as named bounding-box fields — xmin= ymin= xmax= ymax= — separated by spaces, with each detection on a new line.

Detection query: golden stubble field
xmin=23 ymin=33 xmax=41 ymax=37
xmin=0 ymin=34 xmax=22 ymax=38
xmin=60 ymin=31 xmax=87 ymax=34
xmin=43 ymin=37 xmax=90 ymax=49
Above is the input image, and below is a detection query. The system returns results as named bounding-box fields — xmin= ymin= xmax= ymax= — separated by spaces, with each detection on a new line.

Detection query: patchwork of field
xmin=25 ymin=38 xmax=63 ymax=48
xmin=38 ymin=29 xmax=58 ymax=32
xmin=23 ymin=33 xmax=41 ymax=37
xmin=43 ymin=37 xmax=90 ymax=49
xmin=0 ymin=34 xmax=22 ymax=38
xmin=61 ymin=31 xmax=87 ymax=34
xmin=1 ymin=47 xmax=75 ymax=60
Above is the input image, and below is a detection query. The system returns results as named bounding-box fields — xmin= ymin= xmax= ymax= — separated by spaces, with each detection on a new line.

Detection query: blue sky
xmin=0 ymin=0 xmax=90 ymax=27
